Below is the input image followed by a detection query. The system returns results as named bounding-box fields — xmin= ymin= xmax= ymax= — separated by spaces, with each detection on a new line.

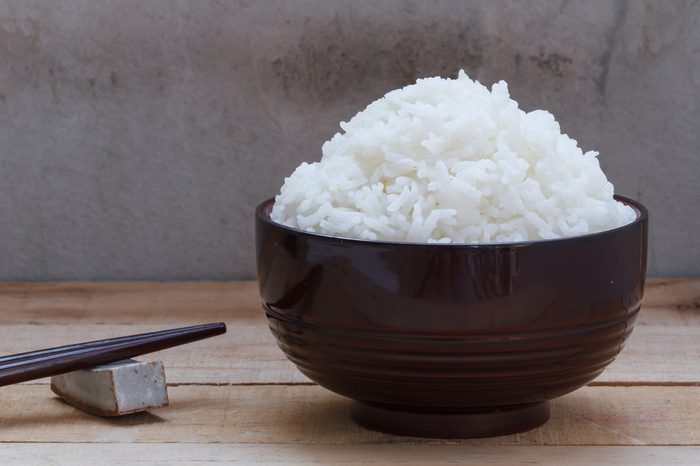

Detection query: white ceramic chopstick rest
xmin=50 ymin=359 xmax=169 ymax=416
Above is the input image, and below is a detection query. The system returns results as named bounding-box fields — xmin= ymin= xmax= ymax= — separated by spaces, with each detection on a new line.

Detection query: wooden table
xmin=0 ymin=279 xmax=698 ymax=464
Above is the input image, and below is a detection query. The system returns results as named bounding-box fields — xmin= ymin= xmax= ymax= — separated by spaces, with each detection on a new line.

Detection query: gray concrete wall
xmin=0 ymin=0 xmax=697 ymax=280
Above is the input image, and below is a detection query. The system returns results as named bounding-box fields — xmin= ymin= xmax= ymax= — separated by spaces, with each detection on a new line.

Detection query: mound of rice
xmin=270 ymin=71 xmax=636 ymax=243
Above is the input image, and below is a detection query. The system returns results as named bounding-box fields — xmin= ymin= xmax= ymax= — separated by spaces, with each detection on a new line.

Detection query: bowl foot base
xmin=351 ymin=401 xmax=550 ymax=439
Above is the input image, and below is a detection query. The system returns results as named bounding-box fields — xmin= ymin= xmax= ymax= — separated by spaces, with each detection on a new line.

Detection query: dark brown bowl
xmin=255 ymin=196 xmax=648 ymax=438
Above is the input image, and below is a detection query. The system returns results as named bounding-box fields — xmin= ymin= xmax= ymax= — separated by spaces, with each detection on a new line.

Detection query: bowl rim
xmin=256 ymin=194 xmax=648 ymax=249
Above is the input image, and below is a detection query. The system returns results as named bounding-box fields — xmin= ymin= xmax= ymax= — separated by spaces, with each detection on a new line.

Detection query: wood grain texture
xmin=0 ymin=384 xmax=698 ymax=445
xmin=0 ymin=279 xmax=697 ymax=464
xmin=0 ymin=444 xmax=698 ymax=465
xmin=3 ymin=279 xmax=695 ymax=324
xmin=0 ymin=279 xmax=697 ymax=385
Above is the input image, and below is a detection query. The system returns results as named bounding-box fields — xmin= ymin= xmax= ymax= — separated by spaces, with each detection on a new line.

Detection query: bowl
xmin=255 ymin=195 xmax=648 ymax=438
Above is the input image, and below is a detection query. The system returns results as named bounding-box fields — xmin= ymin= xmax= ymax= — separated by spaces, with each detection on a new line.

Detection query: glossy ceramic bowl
xmin=256 ymin=196 xmax=648 ymax=438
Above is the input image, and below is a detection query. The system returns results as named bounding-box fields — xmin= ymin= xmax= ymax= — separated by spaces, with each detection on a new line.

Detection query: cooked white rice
xmin=271 ymin=71 xmax=636 ymax=243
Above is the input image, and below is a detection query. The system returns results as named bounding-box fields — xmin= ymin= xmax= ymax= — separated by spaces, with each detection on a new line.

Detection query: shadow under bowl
xmin=255 ymin=196 xmax=648 ymax=438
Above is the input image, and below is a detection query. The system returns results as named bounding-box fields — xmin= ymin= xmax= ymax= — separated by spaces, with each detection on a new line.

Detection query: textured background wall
xmin=0 ymin=0 xmax=697 ymax=280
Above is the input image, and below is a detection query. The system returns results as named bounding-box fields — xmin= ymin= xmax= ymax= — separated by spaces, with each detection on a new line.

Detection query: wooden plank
xmin=0 ymin=281 xmax=261 ymax=324
xmin=0 ymin=279 xmax=697 ymax=385
xmin=0 ymin=278 xmax=696 ymax=324
xmin=0 ymin=444 xmax=698 ymax=465
xmin=0 ymin=322 xmax=696 ymax=386
xmin=595 ymin=325 xmax=700 ymax=384
xmin=641 ymin=278 xmax=700 ymax=314
xmin=0 ymin=384 xmax=697 ymax=445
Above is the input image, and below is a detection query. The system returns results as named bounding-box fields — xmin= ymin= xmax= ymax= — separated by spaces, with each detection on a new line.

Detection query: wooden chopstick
xmin=0 ymin=325 xmax=201 ymax=364
xmin=0 ymin=322 xmax=226 ymax=387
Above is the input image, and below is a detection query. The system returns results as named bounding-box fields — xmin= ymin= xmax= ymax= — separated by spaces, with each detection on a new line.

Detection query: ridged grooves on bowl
xmin=264 ymin=303 xmax=639 ymax=407
xmin=256 ymin=195 xmax=648 ymax=436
